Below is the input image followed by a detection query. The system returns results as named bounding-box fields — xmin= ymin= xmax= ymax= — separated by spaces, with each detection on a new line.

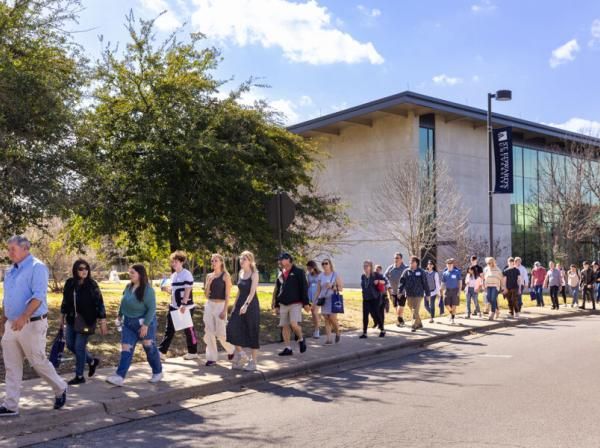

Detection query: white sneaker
xmin=313 ymin=330 xmax=320 ymax=339
xmin=159 ymin=352 xmax=167 ymax=362
xmin=106 ymin=374 xmax=124 ymax=387
xmin=515 ymin=313 xmax=520 ymax=318
xmin=231 ymin=353 xmax=247 ymax=370
xmin=183 ymin=353 xmax=199 ymax=360
xmin=243 ymin=360 xmax=257 ymax=371
xmin=149 ymin=373 xmax=163 ymax=383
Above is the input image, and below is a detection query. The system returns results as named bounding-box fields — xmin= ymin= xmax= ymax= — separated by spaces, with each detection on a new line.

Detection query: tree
xmin=78 ymin=14 xmax=346 ymax=264
xmin=0 ymin=0 xmax=88 ymax=238
xmin=532 ymin=142 xmax=600 ymax=262
xmin=367 ymin=155 xmax=469 ymax=262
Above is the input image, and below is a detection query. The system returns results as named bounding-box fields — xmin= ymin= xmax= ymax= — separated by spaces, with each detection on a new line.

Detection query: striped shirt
xmin=170 ymin=269 xmax=194 ymax=308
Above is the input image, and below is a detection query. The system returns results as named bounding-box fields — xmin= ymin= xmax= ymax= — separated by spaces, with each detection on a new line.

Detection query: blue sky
xmin=73 ymin=0 xmax=600 ymax=132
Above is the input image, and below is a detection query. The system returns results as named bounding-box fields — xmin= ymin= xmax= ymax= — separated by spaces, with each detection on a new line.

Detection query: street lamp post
xmin=487 ymin=89 xmax=512 ymax=257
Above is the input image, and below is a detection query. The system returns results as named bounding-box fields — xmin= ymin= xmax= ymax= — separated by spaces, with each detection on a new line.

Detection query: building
xmin=289 ymin=91 xmax=600 ymax=282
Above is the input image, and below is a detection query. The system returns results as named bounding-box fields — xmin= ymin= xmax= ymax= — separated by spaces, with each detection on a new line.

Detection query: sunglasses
xmin=322 ymin=262 xmax=330 ymax=266
xmin=78 ymin=266 xmax=89 ymax=272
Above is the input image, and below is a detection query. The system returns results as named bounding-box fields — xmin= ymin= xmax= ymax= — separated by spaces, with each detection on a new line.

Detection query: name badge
xmin=415 ymin=272 xmax=421 ymax=276
xmin=451 ymin=275 xmax=457 ymax=279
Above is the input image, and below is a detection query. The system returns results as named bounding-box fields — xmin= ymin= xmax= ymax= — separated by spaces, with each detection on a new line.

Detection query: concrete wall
xmin=311 ymin=112 xmax=512 ymax=285
xmin=313 ymin=112 xmax=418 ymax=285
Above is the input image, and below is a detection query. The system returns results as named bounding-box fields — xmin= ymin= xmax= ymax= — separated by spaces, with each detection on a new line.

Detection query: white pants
xmin=2 ymin=319 xmax=67 ymax=411
xmin=203 ymin=301 xmax=234 ymax=362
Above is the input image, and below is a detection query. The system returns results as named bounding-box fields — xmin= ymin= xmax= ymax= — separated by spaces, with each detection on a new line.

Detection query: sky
xmin=72 ymin=0 xmax=600 ymax=133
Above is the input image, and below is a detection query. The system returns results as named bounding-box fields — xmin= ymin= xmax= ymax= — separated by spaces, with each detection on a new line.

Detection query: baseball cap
xmin=278 ymin=252 xmax=293 ymax=261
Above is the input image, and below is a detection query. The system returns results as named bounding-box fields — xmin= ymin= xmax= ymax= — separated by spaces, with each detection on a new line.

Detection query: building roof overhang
xmin=287 ymin=91 xmax=600 ymax=149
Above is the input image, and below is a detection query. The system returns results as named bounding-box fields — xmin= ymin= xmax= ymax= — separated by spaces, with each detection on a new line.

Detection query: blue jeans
xmin=486 ymin=287 xmax=499 ymax=313
xmin=569 ymin=286 xmax=579 ymax=306
xmin=116 ymin=317 xmax=162 ymax=379
xmin=424 ymin=294 xmax=437 ymax=318
xmin=65 ymin=324 xmax=94 ymax=377
xmin=534 ymin=285 xmax=544 ymax=306
xmin=466 ymin=287 xmax=480 ymax=315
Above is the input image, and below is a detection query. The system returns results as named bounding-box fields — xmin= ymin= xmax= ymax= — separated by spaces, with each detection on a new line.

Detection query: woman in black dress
xmin=226 ymin=250 xmax=260 ymax=371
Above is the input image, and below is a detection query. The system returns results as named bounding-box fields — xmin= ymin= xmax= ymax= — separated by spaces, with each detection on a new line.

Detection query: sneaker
xmin=495 ymin=311 xmax=501 ymax=318
xmin=465 ymin=314 xmax=471 ymax=319
xmin=359 ymin=333 xmax=367 ymax=339
xmin=106 ymin=374 xmax=125 ymax=387
xmin=411 ymin=327 xmax=417 ymax=332
xmin=243 ymin=360 xmax=257 ymax=372
xmin=488 ymin=314 xmax=494 ymax=321
xmin=299 ymin=339 xmax=307 ymax=353
xmin=324 ymin=339 xmax=333 ymax=345
xmin=205 ymin=361 xmax=217 ymax=367
xmin=335 ymin=333 xmax=341 ymax=344
xmin=451 ymin=318 xmax=455 ymax=325
xmin=53 ymin=389 xmax=67 ymax=410
xmin=478 ymin=312 xmax=482 ymax=318
xmin=278 ymin=348 xmax=293 ymax=356
xmin=397 ymin=317 xmax=405 ymax=328
xmin=429 ymin=318 xmax=434 ymax=323
xmin=515 ymin=313 xmax=520 ymax=318
xmin=159 ymin=352 xmax=167 ymax=362
xmin=149 ymin=373 xmax=163 ymax=383
xmin=0 ymin=406 xmax=19 ymax=417
xmin=379 ymin=331 xmax=386 ymax=337
xmin=183 ymin=353 xmax=199 ymax=360
xmin=227 ymin=353 xmax=235 ymax=361
xmin=88 ymin=358 xmax=100 ymax=378
xmin=67 ymin=376 xmax=86 ymax=386
xmin=231 ymin=352 xmax=247 ymax=370
xmin=313 ymin=330 xmax=320 ymax=339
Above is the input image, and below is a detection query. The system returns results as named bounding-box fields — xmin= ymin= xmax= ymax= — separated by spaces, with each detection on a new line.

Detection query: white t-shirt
xmin=170 ymin=269 xmax=194 ymax=308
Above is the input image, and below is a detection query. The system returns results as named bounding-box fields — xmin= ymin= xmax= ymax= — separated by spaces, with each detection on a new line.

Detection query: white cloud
xmin=140 ymin=0 xmax=182 ymax=31
xmin=190 ymin=0 xmax=384 ymax=65
xmin=471 ymin=0 xmax=496 ymax=13
xmin=432 ymin=74 xmax=463 ymax=86
xmin=549 ymin=39 xmax=580 ymax=68
xmin=545 ymin=117 xmax=600 ymax=137
xmin=357 ymin=5 xmax=381 ymax=18
xmin=589 ymin=19 xmax=600 ymax=48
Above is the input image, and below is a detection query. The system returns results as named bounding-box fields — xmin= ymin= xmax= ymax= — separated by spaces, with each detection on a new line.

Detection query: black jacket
xmin=274 ymin=265 xmax=309 ymax=307
xmin=581 ymin=269 xmax=595 ymax=288
xmin=61 ymin=278 xmax=106 ymax=326
xmin=361 ymin=273 xmax=385 ymax=301
xmin=398 ymin=268 xmax=431 ymax=298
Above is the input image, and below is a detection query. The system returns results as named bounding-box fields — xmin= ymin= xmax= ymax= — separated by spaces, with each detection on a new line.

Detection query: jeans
xmin=116 ymin=316 xmax=162 ymax=379
xmin=582 ymin=287 xmax=596 ymax=309
xmin=65 ymin=324 xmax=94 ymax=377
xmin=569 ymin=286 xmax=579 ymax=306
xmin=550 ymin=285 xmax=560 ymax=309
xmin=465 ymin=288 xmax=480 ymax=315
xmin=534 ymin=285 xmax=544 ymax=306
xmin=487 ymin=287 xmax=499 ymax=313
xmin=424 ymin=294 xmax=437 ymax=319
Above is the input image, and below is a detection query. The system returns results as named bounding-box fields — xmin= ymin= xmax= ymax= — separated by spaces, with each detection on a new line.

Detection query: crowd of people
xmin=1 ymin=234 xmax=600 ymax=417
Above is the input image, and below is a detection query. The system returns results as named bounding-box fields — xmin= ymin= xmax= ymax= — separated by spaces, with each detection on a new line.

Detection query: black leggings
xmin=363 ymin=300 xmax=383 ymax=333
xmin=561 ymin=286 xmax=567 ymax=304
xmin=158 ymin=307 xmax=198 ymax=354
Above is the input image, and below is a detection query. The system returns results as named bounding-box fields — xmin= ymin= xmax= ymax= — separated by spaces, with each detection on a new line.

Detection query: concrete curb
xmin=3 ymin=309 xmax=595 ymax=443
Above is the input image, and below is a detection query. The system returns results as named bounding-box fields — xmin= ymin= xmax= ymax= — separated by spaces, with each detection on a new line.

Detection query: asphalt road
xmin=40 ymin=314 xmax=600 ymax=448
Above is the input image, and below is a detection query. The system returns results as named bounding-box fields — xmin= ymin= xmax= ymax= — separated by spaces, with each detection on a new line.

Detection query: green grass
xmin=0 ymin=282 xmax=552 ymax=380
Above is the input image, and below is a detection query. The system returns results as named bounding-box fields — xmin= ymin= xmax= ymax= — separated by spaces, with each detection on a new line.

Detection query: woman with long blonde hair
xmin=483 ymin=257 xmax=503 ymax=321
xmin=226 ymin=251 xmax=260 ymax=371
xmin=203 ymin=254 xmax=235 ymax=366
xmin=315 ymin=258 xmax=343 ymax=344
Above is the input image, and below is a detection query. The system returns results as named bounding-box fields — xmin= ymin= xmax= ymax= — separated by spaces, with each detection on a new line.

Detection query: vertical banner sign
xmin=493 ymin=126 xmax=513 ymax=194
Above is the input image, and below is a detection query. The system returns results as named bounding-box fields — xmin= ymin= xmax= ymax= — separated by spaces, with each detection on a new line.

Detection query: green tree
xmin=0 ymin=0 xmax=87 ymax=238
xmin=79 ymin=14 xmax=345 ymax=263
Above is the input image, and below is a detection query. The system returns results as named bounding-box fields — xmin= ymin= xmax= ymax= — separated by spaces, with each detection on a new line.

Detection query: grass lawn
xmin=0 ymin=281 xmax=552 ymax=381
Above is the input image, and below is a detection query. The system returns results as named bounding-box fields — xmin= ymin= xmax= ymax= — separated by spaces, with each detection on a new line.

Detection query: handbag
xmin=330 ymin=276 xmax=344 ymax=314
xmin=73 ymin=290 xmax=96 ymax=335
xmin=529 ymin=290 xmax=536 ymax=301
xmin=316 ymin=272 xmax=335 ymax=307
xmin=49 ymin=327 xmax=65 ymax=368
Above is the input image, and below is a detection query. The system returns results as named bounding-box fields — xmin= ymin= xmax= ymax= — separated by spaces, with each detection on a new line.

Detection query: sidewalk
xmin=0 ymin=306 xmax=594 ymax=446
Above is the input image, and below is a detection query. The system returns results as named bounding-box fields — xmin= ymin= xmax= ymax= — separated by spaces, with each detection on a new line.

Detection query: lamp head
xmin=495 ymin=90 xmax=512 ymax=101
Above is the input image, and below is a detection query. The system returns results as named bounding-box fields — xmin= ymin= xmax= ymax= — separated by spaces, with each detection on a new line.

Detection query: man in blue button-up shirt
xmin=0 ymin=236 xmax=67 ymax=417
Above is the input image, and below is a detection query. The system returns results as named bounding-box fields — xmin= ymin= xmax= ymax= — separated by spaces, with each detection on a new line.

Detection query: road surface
xmin=40 ymin=314 xmax=600 ymax=448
